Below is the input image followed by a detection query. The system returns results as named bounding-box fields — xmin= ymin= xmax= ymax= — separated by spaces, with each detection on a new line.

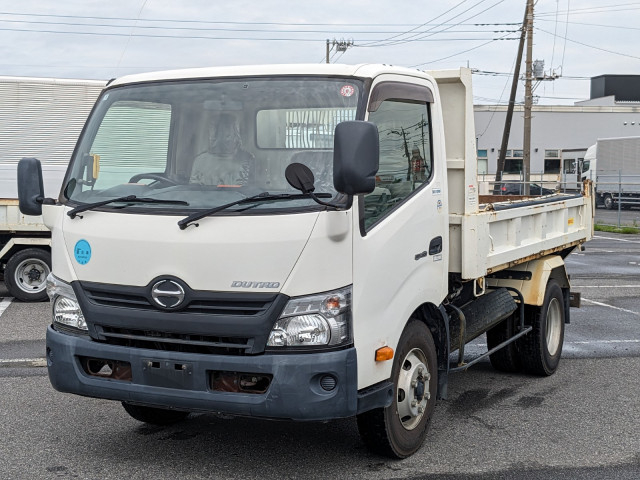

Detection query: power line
xmin=478 ymin=53 xmax=518 ymax=137
xmin=356 ymin=0 xmax=471 ymax=47
xmin=409 ymin=32 xmax=515 ymax=67
xmin=0 ymin=18 xmax=518 ymax=35
xmin=537 ymin=3 xmax=640 ymax=16
xmin=473 ymin=69 xmax=589 ymax=79
xmin=399 ymin=0 xmax=507 ymax=46
xmin=0 ymin=11 xmax=519 ymax=27
xmin=549 ymin=0 xmax=560 ymax=71
xmin=536 ymin=26 xmax=640 ymax=61
xmin=560 ymin=0 xmax=570 ymax=71
xmin=0 ymin=26 xmax=511 ymax=43
xmin=117 ymin=0 xmax=148 ymax=68
xmin=361 ymin=0 xmax=507 ymax=48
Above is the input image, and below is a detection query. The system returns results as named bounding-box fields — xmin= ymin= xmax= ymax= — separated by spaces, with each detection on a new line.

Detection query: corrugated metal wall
xmin=0 ymin=77 xmax=105 ymax=166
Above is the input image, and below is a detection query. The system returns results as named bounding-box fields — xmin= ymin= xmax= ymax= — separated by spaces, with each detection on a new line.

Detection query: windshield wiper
xmin=68 ymin=195 xmax=189 ymax=219
xmin=177 ymin=192 xmax=332 ymax=230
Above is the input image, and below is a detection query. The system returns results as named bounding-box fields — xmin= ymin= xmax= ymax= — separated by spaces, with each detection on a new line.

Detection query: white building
xmin=474 ymin=74 xmax=640 ymax=188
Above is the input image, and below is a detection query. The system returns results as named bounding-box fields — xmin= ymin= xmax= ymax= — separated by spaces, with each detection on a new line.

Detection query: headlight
xmin=267 ymin=286 xmax=352 ymax=348
xmin=46 ymin=274 xmax=87 ymax=331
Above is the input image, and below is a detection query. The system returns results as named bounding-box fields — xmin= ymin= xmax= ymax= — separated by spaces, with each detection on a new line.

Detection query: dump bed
xmin=451 ymin=191 xmax=593 ymax=279
xmin=0 ymin=199 xmax=48 ymax=233
xmin=431 ymin=68 xmax=594 ymax=280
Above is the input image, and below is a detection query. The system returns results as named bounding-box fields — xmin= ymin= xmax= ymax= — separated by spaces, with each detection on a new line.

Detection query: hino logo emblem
xmin=151 ymin=280 xmax=186 ymax=309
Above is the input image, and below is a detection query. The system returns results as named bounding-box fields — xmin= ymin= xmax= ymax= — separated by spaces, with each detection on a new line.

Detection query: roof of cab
xmin=108 ymin=63 xmax=434 ymax=87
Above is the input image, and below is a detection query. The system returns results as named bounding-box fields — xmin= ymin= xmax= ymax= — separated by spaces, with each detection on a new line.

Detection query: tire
xmin=603 ymin=194 xmax=614 ymax=210
xmin=4 ymin=248 xmax=51 ymax=302
xmin=486 ymin=312 xmax=521 ymax=373
xmin=357 ymin=320 xmax=437 ymax=458
xmin=121 ymin=402 xmax=190 ymax=425
xmin=518 ymin=280 xmax=565 ymax=376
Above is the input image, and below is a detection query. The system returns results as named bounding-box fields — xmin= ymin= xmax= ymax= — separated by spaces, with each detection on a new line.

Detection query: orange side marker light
xmin=375 ymin=346 xmax=394 ymax=362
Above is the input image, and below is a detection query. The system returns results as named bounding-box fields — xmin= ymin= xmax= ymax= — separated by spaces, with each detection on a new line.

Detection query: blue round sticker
xmin=74 ymin=239 xmax=92 ymax=265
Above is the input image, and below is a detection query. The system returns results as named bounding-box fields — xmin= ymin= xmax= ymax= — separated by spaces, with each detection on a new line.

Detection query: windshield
xmin=64 ymin=77 xmax=363 ymax=213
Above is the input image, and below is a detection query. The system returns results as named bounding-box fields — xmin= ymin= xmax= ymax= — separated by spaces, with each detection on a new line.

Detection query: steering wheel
xmin=128 ymin=173 xmax=179 ymax=186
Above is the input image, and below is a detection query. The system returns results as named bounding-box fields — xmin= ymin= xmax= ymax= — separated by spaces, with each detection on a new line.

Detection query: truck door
xmin=352 ymin=78 xmax=448 ymax=388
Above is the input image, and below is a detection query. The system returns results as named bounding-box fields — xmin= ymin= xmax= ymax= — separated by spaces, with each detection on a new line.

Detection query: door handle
xmin=429 ymin=236 xmax=442 ymax=255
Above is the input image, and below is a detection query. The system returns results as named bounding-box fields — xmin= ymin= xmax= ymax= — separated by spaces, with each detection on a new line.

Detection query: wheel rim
xmin=396 ymin=348 xmax=431 ymax=431
xmin=545 ymin=297 xmax=563 ymax=356
xmin=13 ymin=258 xmax=50 ymax=294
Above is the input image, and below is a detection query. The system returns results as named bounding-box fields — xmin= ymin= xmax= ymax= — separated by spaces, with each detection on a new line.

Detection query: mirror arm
xmin=309 ymin=192 xmax=346 ymax=209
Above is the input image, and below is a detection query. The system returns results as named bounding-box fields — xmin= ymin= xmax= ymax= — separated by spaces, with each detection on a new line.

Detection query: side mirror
xmin=17 ymin=157 xmax=45 ymax=216
xmin=333 ymin=121 xmax=379 ymax=196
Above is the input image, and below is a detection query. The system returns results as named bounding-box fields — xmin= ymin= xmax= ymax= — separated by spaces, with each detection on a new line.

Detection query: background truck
xmin=580 ymin=136 xmax=640 ymax=209
xmin=0 ymin=76 xmax=104 ymax=300
xmin=18 ymin=64 xmax=593 ymax=458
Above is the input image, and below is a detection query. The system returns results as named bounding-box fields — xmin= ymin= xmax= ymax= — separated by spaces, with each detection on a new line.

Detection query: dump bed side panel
xmin=0 ymin=200 xmax=49 ymax=233
xmin=450 ymin=190 xmax=594 ymax=279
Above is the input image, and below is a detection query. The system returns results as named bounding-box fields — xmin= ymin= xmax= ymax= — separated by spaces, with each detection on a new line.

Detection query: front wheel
xmin=357 ymin=320 xmax=437 ymax=458
xmin=4 ymin=248 xmax=51 ymax=302
xmin=518 ymin=280 xmax=565 ymax=376
xmin=121 ymin=402 xmax=190 ymax=425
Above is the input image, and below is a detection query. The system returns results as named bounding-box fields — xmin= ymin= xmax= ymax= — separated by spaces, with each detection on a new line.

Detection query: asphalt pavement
xmin=594 ymin=204 xmax=640 ymax=227
xmin=0 ymin=233 xmax=639 ymax=479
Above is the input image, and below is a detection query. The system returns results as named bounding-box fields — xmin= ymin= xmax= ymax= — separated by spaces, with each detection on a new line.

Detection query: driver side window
xmin=364 ymin=99 xmax=432 ymax=229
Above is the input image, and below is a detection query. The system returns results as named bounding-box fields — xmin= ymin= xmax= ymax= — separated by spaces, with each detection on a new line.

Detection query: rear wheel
xmin=603 ymin=194 xmax=614 ymax=210
xmin=518 ymin=280 xmax=565 ymax=376
xmin=486 ymin=312 xmax=521 ymax=373
xmin=4 ymin=248 xmax=51 ymax=302
xmin=121 ymin=402 xmax=190 ymax=425
xmin=357 ymin=320 xmax=437 ymax=458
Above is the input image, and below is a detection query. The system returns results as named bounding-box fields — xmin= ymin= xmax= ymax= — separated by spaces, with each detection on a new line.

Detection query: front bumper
xmin=46 ymin=325 xmax=359 ymax=421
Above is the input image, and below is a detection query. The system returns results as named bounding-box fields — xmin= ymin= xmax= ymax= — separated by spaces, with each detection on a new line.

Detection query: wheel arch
xmin=489 ymin=255 xmax=569 ymax=307
xmin=410 ymin=302 xmax=449 ymax=399
xmin=0 ymin=238 xmax=51 ymax=266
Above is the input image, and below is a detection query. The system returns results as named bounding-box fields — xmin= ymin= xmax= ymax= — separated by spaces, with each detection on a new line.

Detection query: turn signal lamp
xmin=375 ymin=346 xmax=394 ymax=362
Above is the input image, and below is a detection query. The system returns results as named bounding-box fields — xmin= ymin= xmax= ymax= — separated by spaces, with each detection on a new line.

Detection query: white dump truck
xmin=17 ymin=64 xmax=593 ymax=457
xmin=0 ymin=76 xmax=105 ymax=300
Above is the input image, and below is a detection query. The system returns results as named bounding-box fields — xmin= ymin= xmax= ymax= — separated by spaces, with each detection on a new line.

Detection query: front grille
xmin=95 ymin=325 xmax=253 ymax=355
xmin=75 ymin=280 xmax=289 ymax=355
xmin=82 ymin=285 xmax=276 ymax=316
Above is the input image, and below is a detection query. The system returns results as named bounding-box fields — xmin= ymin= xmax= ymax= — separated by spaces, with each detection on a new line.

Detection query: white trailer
xmin=0 ymin=76 xmax=105 ymax=300
xmin=581 ymin=136 xmax=640 ymax=209
xmin=18 ymin=65 xmax=593 ymax=457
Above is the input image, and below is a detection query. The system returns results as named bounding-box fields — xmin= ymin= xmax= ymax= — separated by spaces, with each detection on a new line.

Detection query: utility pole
xmin=493 ymin=3 xmax=528 ymax=194
xmin=522 ymin=0 xmax=534 ymax=195
xmin=326 ymin=39 xmax=354 ymax=64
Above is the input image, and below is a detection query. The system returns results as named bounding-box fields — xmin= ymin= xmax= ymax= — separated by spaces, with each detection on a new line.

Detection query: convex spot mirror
xmin=285 ymin=162 xmax=315 ymax=194
xmin=333 ymin=120 xmax=379 ymax=196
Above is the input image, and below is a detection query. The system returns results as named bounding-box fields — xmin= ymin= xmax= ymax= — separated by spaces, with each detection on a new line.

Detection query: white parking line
xmin=573 ymin=285 xmax=640 ymax=288
xmin=0 ymin=358 xmax=47 ymax=367
xmin=0 ymin=297 xmax=13 ymax=318
xmin=594 ymin=234 xmax=640 ymax=244
xmin=569 ymin=340 xmax=640 ymax=344
xmin=465 ymin=339 xmax=640 ymax=349
xmin=582 ymin=298 xmax=640 ymax=316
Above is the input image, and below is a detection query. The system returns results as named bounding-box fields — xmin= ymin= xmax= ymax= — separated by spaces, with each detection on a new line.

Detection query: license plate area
xmin=140 ymin=358 xmax=195 ymax=390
